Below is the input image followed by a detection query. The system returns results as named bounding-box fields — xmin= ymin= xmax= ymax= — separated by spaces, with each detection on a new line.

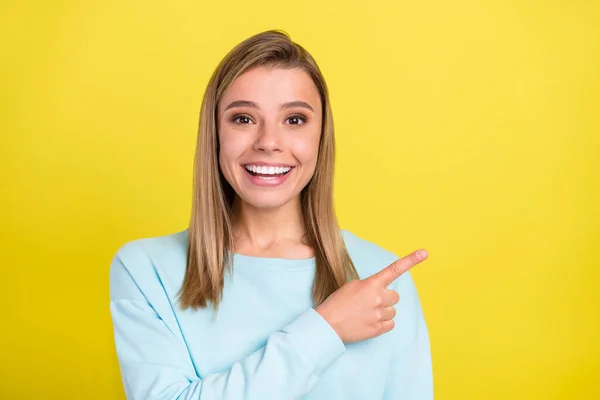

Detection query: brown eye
xmin=286 ymin=115 xmax=306 ymax=125
xmin=232 ymin=115 xmax=253 ymax=124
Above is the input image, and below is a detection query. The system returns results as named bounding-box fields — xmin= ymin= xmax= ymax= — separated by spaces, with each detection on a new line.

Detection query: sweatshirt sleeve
xmin=383 ymin=271 xmax=434 ymax=400
xmin=109 ymin=254 xmax=346 ymax=400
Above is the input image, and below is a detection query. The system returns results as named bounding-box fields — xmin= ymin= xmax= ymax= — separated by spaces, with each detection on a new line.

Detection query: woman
xmin=109 ymin=30 xmax=432 ymax=399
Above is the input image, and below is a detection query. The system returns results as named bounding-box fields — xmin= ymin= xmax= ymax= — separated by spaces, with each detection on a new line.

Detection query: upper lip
xmin=242 ymin=162 xmax=295 ymax=167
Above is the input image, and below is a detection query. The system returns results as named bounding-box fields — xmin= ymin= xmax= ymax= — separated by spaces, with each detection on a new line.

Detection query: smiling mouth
xmin=243 ymin=164 xmax=294 ymax=177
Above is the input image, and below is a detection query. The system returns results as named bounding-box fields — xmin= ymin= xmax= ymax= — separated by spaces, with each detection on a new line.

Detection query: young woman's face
xmin=217 ymin=66 xmax=322 ymax=210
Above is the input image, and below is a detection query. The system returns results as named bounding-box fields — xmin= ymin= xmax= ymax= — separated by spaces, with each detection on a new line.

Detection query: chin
xmin=240 ymin=192 xmax=297 ymax=210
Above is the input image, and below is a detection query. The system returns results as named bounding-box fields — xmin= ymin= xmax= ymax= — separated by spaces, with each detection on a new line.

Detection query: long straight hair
xmin=179 ymin=30 xmax=358 ymax=310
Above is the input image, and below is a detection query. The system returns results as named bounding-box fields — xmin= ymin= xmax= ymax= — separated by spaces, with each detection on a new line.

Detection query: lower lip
xmin=242 ymin=166 xmax=294 ymax=187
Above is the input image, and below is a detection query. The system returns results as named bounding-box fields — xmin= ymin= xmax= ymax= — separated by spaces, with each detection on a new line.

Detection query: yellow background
xmin=1 ymin=1 xmax=598 ymax=398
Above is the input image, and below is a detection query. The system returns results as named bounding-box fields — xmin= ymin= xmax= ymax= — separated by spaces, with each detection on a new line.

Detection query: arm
xmin=383 ymin=271 xmax=433 ymax=399
xmin=109 ymin=254 xmax=345 ymax=400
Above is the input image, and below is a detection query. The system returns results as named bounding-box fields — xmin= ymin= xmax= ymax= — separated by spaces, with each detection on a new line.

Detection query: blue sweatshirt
xmin=109 ymin=229 xmax=433 ymax=399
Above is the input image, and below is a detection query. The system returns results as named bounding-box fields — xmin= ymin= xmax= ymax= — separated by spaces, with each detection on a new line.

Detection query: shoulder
xmin=340 ymin=229 xmax=399 ymax=280
xmin=112 ymin=229 xmax=188 ymax=266
xmin=109 ymin=229 xmax=189 ymax=301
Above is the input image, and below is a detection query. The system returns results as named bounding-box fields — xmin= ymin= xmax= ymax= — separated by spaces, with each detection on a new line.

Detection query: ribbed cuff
xmin=283 ymin=308 xmax=346 ymax=374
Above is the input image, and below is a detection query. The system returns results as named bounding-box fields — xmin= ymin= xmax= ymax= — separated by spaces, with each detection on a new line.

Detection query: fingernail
xmin=418 ymin=250 xmax=428 ymax=260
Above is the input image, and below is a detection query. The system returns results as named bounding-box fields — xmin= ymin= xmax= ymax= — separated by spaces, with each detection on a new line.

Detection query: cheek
xmin=218 ymin=130 xmax=244 ymax=169
xmin=291 ymin=131 xmax=321 ymax=167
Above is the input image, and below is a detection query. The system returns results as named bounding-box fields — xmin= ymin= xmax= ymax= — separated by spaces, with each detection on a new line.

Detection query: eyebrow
xmin=281 ymin=101 xmax=314 ymax=112
xmin=224 ymin=100 xmax=314 ymax=112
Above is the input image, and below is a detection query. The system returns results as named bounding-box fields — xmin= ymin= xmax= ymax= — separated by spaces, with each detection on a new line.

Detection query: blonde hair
xmin=179 ymin=30 xmax=358 ymax=310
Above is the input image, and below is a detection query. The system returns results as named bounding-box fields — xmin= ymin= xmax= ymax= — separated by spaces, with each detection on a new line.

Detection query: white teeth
xmin=245 ymin=165 xmax=292 ymax=175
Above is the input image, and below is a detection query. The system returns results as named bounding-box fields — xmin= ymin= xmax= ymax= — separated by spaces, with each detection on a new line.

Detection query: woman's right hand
xmin=315 ymin=249 xmax=428 ymax=343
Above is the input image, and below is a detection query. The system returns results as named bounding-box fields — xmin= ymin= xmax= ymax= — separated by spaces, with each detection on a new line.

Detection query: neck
xmin=231 ymin=196 xmax=306 ymax=252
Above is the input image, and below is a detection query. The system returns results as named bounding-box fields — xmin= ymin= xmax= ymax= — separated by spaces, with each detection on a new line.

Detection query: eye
xmin=286 ymin=114 xmax=307 ymax=125
xmin=231 ymin=114 xmax=254 ymax=124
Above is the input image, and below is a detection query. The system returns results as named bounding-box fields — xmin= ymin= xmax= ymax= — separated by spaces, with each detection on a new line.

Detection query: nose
xmin=253 ymin=122 xmax=282 ymax=153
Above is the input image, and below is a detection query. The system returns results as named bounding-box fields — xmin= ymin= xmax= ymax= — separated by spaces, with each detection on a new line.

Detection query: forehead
xmin=219 ymin=67 xmax=321 ymax=110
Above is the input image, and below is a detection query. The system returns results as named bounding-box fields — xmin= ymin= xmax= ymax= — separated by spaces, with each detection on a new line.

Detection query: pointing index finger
xmin=370 ymin=249 xmax=428 ymax=287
